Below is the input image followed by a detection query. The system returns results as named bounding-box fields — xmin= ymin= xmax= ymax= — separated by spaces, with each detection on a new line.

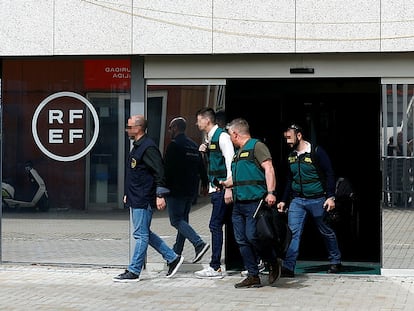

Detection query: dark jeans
xmin=232 ymin=201 xmax=258 ymax=276
xmin=209 ymin=191 xmax=229 ymax=270
xmin=167 ymin=195 xmax=205 ymax=255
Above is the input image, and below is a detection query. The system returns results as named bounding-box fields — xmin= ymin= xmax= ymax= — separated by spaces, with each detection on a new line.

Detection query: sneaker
xmin=192 ymin=242 xmax=210 ymax=263
xmin=112 ymin=270 xmax=140 ymax=283
xmin=194 ymin=266 xmax=223 ymax=279
xmin=268 ymin=259 xmax=281 ymax=284
xmin=281 ymin=267 xmax=295 ymax=278
xmin=258 ymin=259 xmax=266 ymax=273
xmin=240 ymin=260 xmax=266 ymax=277
xmin=166 ymin=255 xmax=184 ymax=278
xmin=327 ymin=263 xmax=342 ymax=274
xmin=234 ymin=275 xmax=261 ymax=288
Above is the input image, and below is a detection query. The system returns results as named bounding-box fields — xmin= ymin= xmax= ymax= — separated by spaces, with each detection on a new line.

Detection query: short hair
xmin=227 ymin=118 xmax=250 ymax=135
xmin=131 ymin=115 xmax=148 ymax=130
xmin=196 ymin=107 xmax=216 ymax=123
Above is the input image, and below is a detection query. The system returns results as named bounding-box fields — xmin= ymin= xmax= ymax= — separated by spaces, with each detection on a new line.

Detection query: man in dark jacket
xmin=113 ymin=114 xmax=184 ymax=282
xmin=164 ymin=117 xmax=210 ymax=263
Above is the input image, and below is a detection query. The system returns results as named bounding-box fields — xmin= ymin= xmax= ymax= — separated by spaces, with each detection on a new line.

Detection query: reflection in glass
xmin=381 ymin=83 xmax=414 ymax=271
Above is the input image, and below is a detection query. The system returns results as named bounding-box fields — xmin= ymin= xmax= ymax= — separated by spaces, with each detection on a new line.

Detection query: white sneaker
xmin=194 ymin=266 xmax=224 ymax=279
xmin=241 ymin=260 xmax=266 ymax=277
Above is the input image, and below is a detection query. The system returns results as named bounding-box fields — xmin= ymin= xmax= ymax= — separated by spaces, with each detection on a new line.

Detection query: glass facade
xmin=1 ymin=56 xmax=412 ymax=272
xmin=381 ymin=83 xmax=414 ymax=271
xmin=0 ymin=57 xmax=224 ymax=265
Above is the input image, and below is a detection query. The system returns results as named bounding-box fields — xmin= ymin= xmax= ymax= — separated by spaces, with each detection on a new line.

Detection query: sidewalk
xmin=1 ymin=196 xmax=414 ymax=310
xmin=0 ymin=264 xmax=413 ymax=311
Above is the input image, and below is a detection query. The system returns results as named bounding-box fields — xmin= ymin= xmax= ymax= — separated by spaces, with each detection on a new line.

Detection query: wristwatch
xmin=267 ymin=191 xmax=276 ymax=195
xmin=328 ymin=196 xmax=335 ymax=201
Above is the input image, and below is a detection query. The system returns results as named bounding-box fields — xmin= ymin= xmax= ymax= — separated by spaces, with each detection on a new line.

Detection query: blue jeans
xmin=232 ymin=201 xmax=261 ymax=276
xmin=209 ymin=191 xmax=229 ymax=270
xmin=283 ymin=197 xmax=342 ymax=271
xmin=167 ymin=196 xmax=205 ymax=254
xmin=128 ymin=205 xmax=178 ymax=276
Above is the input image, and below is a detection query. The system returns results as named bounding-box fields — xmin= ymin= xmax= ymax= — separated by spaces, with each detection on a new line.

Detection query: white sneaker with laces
xmin=194 ymin=266 xmax=224 ymax=279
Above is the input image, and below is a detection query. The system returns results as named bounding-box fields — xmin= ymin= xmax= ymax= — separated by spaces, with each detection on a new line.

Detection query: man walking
xmin=113 ymin=115 xmax=184 ymax=282
xmin=223 ymin=118 xmax=280 ymax=288
xmin=277 ymin=124 xmax=342 ymax=277
xmin=164 ymin=116 xmax=210 ymax=262
xmin=194 ymin=108 xmax=235 ymax=279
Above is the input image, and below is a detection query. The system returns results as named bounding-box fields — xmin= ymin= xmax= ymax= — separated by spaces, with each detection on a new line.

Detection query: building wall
xmin=1 ymin=0 xmax=414 ymax=56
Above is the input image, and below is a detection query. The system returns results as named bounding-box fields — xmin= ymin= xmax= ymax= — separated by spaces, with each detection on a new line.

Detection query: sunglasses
xmin=125 ymin=124 xmax=142 ymax=130
xmin=288 ymin=124 xmax=302 ymax=132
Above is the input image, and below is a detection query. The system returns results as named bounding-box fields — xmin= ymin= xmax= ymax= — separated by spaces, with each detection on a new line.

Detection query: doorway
xmin=225 ymin=78 xmax=381 ymax=263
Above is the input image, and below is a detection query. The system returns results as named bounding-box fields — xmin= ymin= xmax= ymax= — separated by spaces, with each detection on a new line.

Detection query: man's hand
xmin=277 ymin=201 xmax=286 ymax=213
xmin=156 ymin=197 xmax=166 ymax=210
xmin=224 ymin=188 xmax=233 ymax=205
xmin=323 ymin=197 xmax=336 ymax=212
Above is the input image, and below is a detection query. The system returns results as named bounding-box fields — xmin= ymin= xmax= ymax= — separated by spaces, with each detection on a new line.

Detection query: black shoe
xmin=327 ymin=263 xmax=342 ymax=274
xmin=234 ymin=275 xmax=261 ymax=288
xmin=166 ymin=255 xmax=184 ymax=278
xmin=112 ymin=270 xmax=140 ymax=282
xmin=268 ymin=259 xmax=281 ymax=284
xmin=281 ymin=267 xmax=295 ymax=278
xmin=192 ymin=242 xmax=210 ymax=263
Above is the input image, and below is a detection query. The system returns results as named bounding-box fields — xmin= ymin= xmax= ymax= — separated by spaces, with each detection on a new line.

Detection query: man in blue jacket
xmin=113 ymin=114 xmax=184 ymax=282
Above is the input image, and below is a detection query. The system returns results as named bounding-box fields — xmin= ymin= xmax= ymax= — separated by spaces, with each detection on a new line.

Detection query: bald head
xmin=169 ymin=117 xmax=186 ymax=132
xmin=125 ymin=114 xmax=148 ymax=141
xmin=130 ymin=115 xmax=147 ymax=130
xmin=168 ymin=116 xmax=187 ymax=139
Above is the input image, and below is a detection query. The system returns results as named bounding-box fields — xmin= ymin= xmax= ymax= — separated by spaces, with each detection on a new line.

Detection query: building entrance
xmin=225 ymin=78 xmax=381 ymax=263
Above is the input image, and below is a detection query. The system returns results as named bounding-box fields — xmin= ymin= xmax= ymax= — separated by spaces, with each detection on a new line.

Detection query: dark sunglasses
xmin=125 ymin=124 xmax=141 ymax=129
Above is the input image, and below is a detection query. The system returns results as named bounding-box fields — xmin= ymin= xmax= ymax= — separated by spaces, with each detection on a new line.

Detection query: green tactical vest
xmin=232 ymin=138 xmax=266 ymax=201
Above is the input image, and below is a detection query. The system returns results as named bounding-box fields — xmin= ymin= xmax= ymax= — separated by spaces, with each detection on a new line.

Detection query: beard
xmin=292 ymin=140 xmax=299 ymax=149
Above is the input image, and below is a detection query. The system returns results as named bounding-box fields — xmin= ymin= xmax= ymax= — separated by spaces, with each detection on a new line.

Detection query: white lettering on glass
xmin=49 ymin=129 xmax=64 ymax=143
xmin=32 ymin=91 xmax=99 ymax=162
xmin=49 ymin=110 xmax=64 ymax=124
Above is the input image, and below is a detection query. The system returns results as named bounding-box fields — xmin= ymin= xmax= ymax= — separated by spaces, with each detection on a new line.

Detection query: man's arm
xmin=142 ymin=146 xmax=169 ymax=195
xmin=219 ymin=132 xmax=235 ymax=179
xmin=163 ymin=142 xmax=180 ymax=185
xmin=218 ymin=131 xmax=235 ymax=204
xmin=316 ymin=147 xmax=336 ymax=198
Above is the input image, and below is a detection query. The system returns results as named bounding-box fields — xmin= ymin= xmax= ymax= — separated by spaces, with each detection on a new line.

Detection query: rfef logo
xmin=32 ymin=91 xmax=100 ymax=162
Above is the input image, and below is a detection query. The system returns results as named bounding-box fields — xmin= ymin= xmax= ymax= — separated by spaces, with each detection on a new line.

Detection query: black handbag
xmin=254 ymin=200 xmax=292 ymax=258
xmin=255 ymin=204 xmax=277 ymax=240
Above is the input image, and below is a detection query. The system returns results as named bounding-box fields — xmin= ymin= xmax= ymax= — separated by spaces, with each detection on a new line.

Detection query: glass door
xmin=381 ymin=80 xmax=414 ymax=272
